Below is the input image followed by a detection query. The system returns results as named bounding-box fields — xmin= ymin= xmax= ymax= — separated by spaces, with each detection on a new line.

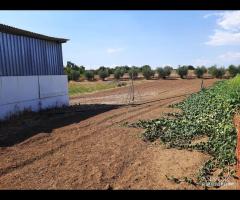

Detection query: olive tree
xmin=156 ymin=66 xmax=172 ymax=79
xmin=128 ymin=67 xmax=139 ymax=80
xmin=84 ymin=70 xmax=94 ymax=81
xmin=176 ymin=66 xmax=188 ymax=79
xmin=228 ymin=65 xmax=238 ymax=77
xmin=98 ymin=69 xmax=109 ymax=81
xmin=194 ymin=66 xmax=206 ymax=78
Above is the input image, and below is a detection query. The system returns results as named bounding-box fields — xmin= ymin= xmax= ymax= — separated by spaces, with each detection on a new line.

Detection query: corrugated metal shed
xmin=0 ymin=24 xmax=68 ymax=43
xmin=0 ymin=23 xmax=68 ymax=76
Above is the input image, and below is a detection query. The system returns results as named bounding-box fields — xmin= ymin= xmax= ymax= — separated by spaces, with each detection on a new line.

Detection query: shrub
xmin=141 ymin=65 xmax=154 ymax=80
xmin=163 ymin=66 xmax=173 ymax=78
xmin=121 ymin=65 xmax=130 ymax=73
xmin=142 ymin=69 xmax=155 ymax=80
xmin=107 ymin=67 xmax=114 ymax=75
xmin=228 ymin=65 xmax=238 ymax=77
xmin=215 ymin=67 xmax=226 ymax=78
xmin=201 ymin=66 xmax=207 ymax=74
xmin=114 ymin=69 xmax=122 ymax=80
xmin=70 ymin=70 xmax=81 ymax=81
xmin=188 ymin=65 xmax=195 ymax=70
xmin=98 ymin=69 xmax=109 ymax=81
xmin=140 ymin=65 xmax=151 ymax=72
xmin=208 ymin=65 xmax=217 ymax=77
xmin=194 ymin=66 xmax=206 ymax=78
xmin=176 ymin=66 xmax=188 ymax=79
xmin=128 ymin=67 xmax=139 ymax=80
xmin=84 ymin=70 xmax=94 ymax=81
xmin=156 ymin=66 xmax=172 ymax=79
xmin=120 ymin=69 xmax=126 ymax=77
xmin=156 ymin=67 xmax=165 ymax=79
xmin=114 ymin=67 xmax=126 ymax=77
xmin=208 ymin=66 xmax=225 ymax=78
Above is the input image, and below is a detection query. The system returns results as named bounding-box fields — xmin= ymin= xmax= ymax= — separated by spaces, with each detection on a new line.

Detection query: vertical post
xmin=131 ymin=72 xmax=134 ymax=102
xmin=201 ymin=79 xmax=204 ymax=90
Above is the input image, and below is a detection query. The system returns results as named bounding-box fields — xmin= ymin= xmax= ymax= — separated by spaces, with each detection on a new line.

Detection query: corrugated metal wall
xmin=0 ymin=32 xmax=64 ymax=76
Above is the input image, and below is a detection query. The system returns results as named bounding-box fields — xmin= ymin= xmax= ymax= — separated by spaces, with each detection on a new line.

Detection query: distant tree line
xmin=64 ymin=62 xmax=240 ymax=82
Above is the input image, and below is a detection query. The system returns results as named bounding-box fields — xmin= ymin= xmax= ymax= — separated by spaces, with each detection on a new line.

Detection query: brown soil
xmin=0 ymin=78 xmax=225 ymax=189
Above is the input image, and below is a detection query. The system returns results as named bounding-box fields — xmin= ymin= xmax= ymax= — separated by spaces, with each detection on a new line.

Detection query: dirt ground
xmin=0 ymin=78 xmax=237 ymax=189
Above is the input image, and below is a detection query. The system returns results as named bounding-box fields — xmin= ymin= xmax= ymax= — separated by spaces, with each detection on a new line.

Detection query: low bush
xmin=84 ymin=70 xmax=94 ymax=81
xmin=141 ymin=65 xmax=155 ymax=80
xmin=194 ymin=66 xmax=206 ymax=78
xmin=70 ymin=70 xmax=81 ymax=81
xmin=176 ymin=66 xmax=188 ymax=79
xmin=98 ymin=69 xmax=109 ymax=81
xmin=228 ymin=65 xmax=239 ymax=77
xmin=156 ymin=66 xmax=173 ymax=79
xmin=208 ymin=66 xmax=225 ymax=78
xmin=128 ymin=67 xmax=139 ymax=80
xmin=114 ymin=69 xmax=122 ymax=80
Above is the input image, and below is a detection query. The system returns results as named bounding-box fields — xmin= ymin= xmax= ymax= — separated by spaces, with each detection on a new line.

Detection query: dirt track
xmin=0 ymin=78 xmax=226 ymax=189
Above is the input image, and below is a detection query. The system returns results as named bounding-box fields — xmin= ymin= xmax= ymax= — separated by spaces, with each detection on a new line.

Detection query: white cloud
xmin=206 ymin=11 xmax=240 ymax=46
xmin=218 ymin=52 xmax=240 ymax=62
xmin=193 ymin=52 xmax=240 ymax=67
xmin=203 ymin=12 xmax=222 ymax=19
xmin=206 ymin=30 xmax=240 ymax=46
xmin=106 ymin=48 xmax=123 ymax=54
xmin=217 ymin=11 xmax=240 ymax=31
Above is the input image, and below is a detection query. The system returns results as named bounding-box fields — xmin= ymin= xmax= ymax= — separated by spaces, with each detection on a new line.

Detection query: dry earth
xmin=1 ymin=78 xmax=236 ymax=189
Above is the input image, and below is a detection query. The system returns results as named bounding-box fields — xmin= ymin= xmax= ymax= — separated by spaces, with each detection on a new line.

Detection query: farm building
xmin=0 ymin=23 xmax=69 ymax=120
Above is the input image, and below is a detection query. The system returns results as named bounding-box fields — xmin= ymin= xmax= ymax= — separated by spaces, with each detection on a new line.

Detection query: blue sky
xmin=1 ymin=11 xmax=240 ymax=69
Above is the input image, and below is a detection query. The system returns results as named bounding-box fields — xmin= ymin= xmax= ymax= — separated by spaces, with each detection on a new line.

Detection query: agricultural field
xmin=133 ymin=76 xmax=240 ymax=187
xmin=1 ymin=78 xmax=237 ymax=190
xmin=67 ymin=69 xmax=213 ymax=97
xmin=68 ymin=80 xmax=126 ymax=97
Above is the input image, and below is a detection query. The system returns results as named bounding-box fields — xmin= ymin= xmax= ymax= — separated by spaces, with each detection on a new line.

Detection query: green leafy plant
xmin=133 ymin=75 xmax=240 ymax=187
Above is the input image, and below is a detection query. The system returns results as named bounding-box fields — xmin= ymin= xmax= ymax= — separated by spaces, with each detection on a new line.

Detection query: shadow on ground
xmin=0 ymin=104 xmax=122 ymax=147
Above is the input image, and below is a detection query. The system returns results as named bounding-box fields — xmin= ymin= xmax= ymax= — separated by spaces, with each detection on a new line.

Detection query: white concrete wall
xmin=0 ymin=76 xmax=39 ymax=105
xmin=0 ymin=75 xmax=69 ymax=120
xmin=39 ymin=75 xmax=68 ymax=99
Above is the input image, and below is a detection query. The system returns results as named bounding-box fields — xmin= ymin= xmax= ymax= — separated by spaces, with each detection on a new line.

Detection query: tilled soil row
xmin=0 ymin=95 xmax=184 ymax=177
xmin=0 ymin=79 xmax=218 ymax=189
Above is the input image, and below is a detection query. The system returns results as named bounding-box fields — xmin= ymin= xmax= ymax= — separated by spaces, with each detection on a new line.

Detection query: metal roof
xmin=0 ymin=23 xmax=68 ymax=43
